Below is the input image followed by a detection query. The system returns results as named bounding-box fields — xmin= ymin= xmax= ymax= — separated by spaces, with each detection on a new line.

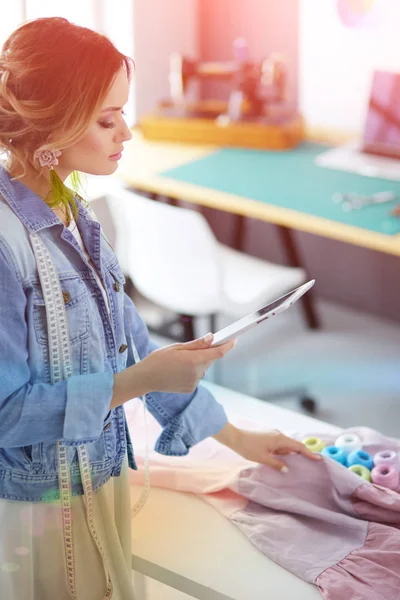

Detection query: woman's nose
xmin=116 ymin=120 xmax=133 ymax=143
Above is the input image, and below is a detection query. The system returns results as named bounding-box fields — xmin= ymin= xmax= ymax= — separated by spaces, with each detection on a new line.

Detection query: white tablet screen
xmin=211 ymin=280 xmax=315 ymax=346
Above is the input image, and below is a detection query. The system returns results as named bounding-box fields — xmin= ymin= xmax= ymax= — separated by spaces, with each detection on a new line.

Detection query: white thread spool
xmin=334 ymin=433 xmax=362 ymax=455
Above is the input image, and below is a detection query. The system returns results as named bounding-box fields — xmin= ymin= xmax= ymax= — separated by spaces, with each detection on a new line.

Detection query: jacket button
xmin=62 ymin=291 xmax=71 ymax=304
xmin=103 ymin=422 xmax=112 ymax=431
xmin=119 ymin=344 xmax=128 ymax=353
xmin=113 ymin=282 xmax=120 ymax=292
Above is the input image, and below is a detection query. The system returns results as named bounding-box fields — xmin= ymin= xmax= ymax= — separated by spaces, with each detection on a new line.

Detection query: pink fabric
xmin=316 ymin=522 xmax=400 ymax=600
xmin=126 ymin=399 xmax=400 ymax=599
xmin=352 ymin=482 xmax=400 ymax=526
xmin=125 ymin=399 xmax=254 ymax=515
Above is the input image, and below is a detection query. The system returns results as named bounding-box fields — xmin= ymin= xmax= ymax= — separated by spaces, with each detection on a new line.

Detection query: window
xmin=0 ymin=0 xmax=135 ymax=123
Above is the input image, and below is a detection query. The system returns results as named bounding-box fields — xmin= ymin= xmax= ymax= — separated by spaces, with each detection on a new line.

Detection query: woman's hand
xmin=213 ymin=423 xmax=322 ymax=472
xmin=135 ymin=333 xmax=236 ymax=394
xmin=111 ymin=333 xmax=235 ymax=409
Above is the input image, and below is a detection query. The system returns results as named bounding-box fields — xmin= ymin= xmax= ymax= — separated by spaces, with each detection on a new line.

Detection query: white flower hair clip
xmin=34 ymin=148 xmax=61 ymax=168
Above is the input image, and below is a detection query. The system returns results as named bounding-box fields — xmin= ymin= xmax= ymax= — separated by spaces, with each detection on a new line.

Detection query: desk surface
xmin=130 ymin=382 xmax=342 ymax=600
xmin=117 ymin=132 xmax=400 ymax=256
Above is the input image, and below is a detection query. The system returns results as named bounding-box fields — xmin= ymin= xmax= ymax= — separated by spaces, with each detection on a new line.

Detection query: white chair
xmin=91 ymin=188 xmax=317 ymax=411
xmin=105 ymin=189 xmax=307 ymax=319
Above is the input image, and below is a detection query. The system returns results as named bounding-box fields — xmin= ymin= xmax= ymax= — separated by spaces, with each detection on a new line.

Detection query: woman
xmin=0 ymin=17 xmax=319 ymax=600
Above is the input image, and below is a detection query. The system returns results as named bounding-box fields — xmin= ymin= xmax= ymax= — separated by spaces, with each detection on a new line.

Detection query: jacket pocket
xmin=21 ymin=443 xmax=41 ymax=465
xmin=0 ymin=444 xmax=41 ymax=472
xmin=32 ymin=275 xmax=89 ymax=346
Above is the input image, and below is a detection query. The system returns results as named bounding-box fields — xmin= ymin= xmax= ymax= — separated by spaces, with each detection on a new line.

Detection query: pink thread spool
xmin=371 ymin=464 xmax=399 ymax=490
xmin=374 ymin=450 xmax=398 ymax=469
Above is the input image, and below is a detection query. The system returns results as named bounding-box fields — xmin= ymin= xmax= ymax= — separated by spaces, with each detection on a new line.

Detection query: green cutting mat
xmin=161 ymin=143 xmax=400 ymax=236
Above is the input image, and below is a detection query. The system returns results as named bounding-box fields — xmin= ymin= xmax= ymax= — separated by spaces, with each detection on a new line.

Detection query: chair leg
xmin=258 ymin=386 xmax=318 ymax=414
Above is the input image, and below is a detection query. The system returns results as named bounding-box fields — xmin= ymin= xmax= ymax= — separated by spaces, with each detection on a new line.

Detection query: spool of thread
xmin=374 ymin=450 xmax=398 ymax=469
xmin=321 ymin=445 xmax=347 ymax=465
xmin=334 ymin=433 xmax=362 ymax=455
xmin=346 ymin=450 xmax=374 ymax=471
xmin=348 ymin=465 xmax=371 ymax=482
xmin=302 ymin=437 xmax=326 ymax=453
xmin=371 ymin=464 xmax=399 ymax=490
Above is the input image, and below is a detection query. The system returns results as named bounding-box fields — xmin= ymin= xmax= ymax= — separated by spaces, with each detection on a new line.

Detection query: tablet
xmin=211 ymin=280 xmax=315 ymax=346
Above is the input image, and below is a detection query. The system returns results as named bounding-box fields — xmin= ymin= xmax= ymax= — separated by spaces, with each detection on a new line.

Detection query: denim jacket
xmin=0 ymin=165 xmax=227 ymax=502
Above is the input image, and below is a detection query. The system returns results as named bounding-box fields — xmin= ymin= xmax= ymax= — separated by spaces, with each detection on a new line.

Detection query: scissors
xmin=333 ymin=191 xmax=397 ymax=212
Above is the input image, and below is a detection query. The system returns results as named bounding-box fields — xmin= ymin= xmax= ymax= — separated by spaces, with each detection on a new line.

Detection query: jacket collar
xmin=0 ymin=163 xmax=68 ymax=232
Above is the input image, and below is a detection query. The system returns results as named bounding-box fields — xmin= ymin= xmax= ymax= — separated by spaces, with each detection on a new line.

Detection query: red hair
xmin=0 ymin=17 xmax=133 ymax=178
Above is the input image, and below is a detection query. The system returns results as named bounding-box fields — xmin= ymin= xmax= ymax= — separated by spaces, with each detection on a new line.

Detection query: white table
xmin=130 ymin=382 xmax=342 ymax=600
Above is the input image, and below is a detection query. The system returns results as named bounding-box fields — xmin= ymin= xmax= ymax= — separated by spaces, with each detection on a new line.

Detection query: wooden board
xmin=139 ymin=112 xmax=304 ymax=150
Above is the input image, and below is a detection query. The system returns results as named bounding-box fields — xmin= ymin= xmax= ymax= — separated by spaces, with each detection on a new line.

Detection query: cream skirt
xmin=0 ymin=458 xmax=135 ymax=600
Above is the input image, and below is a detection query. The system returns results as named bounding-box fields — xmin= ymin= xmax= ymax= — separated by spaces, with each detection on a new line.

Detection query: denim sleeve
xmin=124 ymin=293 xmax=228 ymax=455
xmin=0 ymin=240 xmax=114 ymax=448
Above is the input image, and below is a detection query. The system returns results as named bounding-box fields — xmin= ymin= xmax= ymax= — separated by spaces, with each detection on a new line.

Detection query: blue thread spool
xmin=321 ymin=445 xmax=347 ymax=465
xmin=346 ymin=449 xmax=374 ymax=471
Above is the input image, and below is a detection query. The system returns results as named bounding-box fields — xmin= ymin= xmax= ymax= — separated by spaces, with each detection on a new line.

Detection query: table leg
xmin=181 ymin=314 xmax=195 ymax=341
xmin=165 ymin=196 xmax=179 ymax=207
xmin=130 ymin=187 xmax=159 ymax=202
xmin=132 ymin=570 xmax=148 ymax=600
xmin=232 ymin=214 xmax=246 ymax=250
xmin=276 ymin=225 xmax=319 ymax=330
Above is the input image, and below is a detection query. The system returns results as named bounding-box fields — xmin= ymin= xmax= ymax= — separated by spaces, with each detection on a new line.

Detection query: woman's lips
xmin=109 ymin=151 xmax=123 ymax=160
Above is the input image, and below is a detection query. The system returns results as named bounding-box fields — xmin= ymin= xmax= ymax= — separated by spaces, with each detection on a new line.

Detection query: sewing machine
xmin=139 ymin=38 xmax=304 ymax=150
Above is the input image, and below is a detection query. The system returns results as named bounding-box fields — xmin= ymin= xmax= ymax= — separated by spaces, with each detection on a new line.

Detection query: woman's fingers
xmin=276 ymin=437 xmax=322 ymax=461
xmin=263 ymin=455 xmax=289 ymax=473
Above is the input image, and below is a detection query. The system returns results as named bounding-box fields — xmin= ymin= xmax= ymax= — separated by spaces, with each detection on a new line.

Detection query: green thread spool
xmin=302 ymin=437 xmax=326 ymax=453
xmin=348 ymin=464 xmax=371 ymax=482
